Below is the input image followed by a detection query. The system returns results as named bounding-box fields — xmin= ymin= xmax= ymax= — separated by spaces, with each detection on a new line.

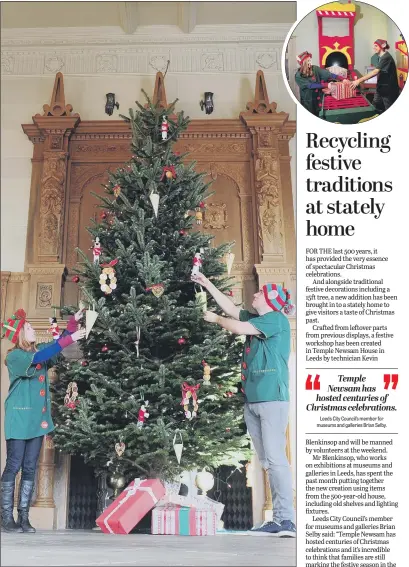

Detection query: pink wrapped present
xmin=329 ymin=82 xmax=356 ymax=100
xmin=157 ymin=494 xmax=224 ymax=523
xmin=96 ymin=478 xmax=165 ymax=534
xmin=152 ymin=505 xmax=217 ymax=536
xmin=326 ymin=65 xmax=348 ymax=78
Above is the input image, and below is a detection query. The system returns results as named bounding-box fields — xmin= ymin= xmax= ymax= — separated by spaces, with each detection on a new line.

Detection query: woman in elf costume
xmin=1 ymin=309 xmax=85 ymax=533
xmin=295 ymin=51 xmax=349 ymax=116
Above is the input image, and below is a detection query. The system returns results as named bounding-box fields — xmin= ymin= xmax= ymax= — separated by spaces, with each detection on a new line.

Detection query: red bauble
xmin=81 ymin=360 xmax=88 ymax=367
xmin=178 ymin=337 xmax=186 ymax=345
xmin=179 ymin=229 xmax=186 ymax=236
xmin=228 ymin=290 xmax=233 ymax=296
xmin=101 ymin=345 xmax=109 ymax=353
xmin=199 ymin=201 xmax=205 ymax=208
xmin=101 ymin=212 xmax=107 ymax=220
xmin=72 ymin=275 xmax=80 ymax=283
xmin=226 ymin=427 xmax=231 ymax=432
xmin=226 ymin=391 xmax=234 ymax=398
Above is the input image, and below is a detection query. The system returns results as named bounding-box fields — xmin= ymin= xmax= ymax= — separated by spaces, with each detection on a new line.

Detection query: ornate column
xmin=240 ymin=71 xmax=296 ymax=518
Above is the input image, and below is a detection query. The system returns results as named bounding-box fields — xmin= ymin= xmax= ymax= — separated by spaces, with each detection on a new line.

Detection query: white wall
xmin=294 ymin=2 xmax=403 ymax=74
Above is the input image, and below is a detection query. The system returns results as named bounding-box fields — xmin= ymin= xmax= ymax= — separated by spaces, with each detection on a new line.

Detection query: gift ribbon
xmin=100 ymin=259 xmax=118 ymax=268
xmin=103 ymin=479 xmax=158 ymax=534
xmin=180 ymin=382 xmax=200 ymax=405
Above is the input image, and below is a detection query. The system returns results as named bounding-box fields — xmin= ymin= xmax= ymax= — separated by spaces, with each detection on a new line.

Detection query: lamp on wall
xmin=200 ymin=92 xmax=214 ymax=115
xmin=105 ymin=93 xmax=119 ymax=116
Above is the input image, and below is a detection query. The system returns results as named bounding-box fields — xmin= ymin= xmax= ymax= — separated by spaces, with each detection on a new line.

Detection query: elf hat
xmin=262 ymin=284 xmax=296 ymax=316
xmin=374 ymin=39 xmax=389 ymax=49
xmin=297 ymin=51 xmax=312 ymax=65
xmin=1 ymin=309 xmax=27 ymax=343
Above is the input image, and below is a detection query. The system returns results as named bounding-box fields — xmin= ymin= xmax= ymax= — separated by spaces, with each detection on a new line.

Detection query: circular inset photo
xmin=284 ymin=1 xmax=407 ymax=123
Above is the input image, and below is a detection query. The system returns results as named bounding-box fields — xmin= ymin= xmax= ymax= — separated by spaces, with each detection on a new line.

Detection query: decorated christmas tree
xmin=52 ymin=86 xmax=250 ymax=483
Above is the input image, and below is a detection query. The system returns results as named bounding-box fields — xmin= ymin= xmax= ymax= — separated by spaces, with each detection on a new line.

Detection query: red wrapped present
xmin=96 ymin=478 xmax=165 ymax=534
xmin=326 ymin=65 xmax=348 ymax=78
xmin=329 ymin=82 xmax=356 ymax=100
xmin=152 ymin=504 xmax=217 ymax=535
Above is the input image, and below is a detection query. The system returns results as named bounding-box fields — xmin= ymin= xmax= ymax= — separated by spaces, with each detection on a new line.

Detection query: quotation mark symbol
xmin=383 ymin=373 xmax=398 ymax=390
xmin=306 ymin=374 xmax=320 ymax=390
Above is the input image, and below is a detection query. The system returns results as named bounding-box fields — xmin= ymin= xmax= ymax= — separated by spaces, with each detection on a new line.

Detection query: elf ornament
xmin=181 ymin=382 xmax=200 ymax=420
xmin=113 ymin=184 xmax=121 ymax=198
xmin=161 ymin=116 xmax=169 ymax=140
xmin=99 ymin=259 xmax=118 ymax=295
xmin=137 ymin=403 xmax=149 ymax=428
xmin=195 ymin=202 xmax=205 ymax=225
xmin=202 ymin=361 xmax=211 ymax=386
xmin=91 ymin=237 xmax=102 ymax=264
xmin=191 ymin=251 xmax=203 ymax=277
xmin=48 ymin=317 xmax=61 ymax=340
xmin=64 ymin=382 xmax=79 ymax=409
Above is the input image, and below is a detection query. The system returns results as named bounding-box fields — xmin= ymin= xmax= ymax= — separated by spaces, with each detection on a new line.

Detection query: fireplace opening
xmin=325 ymin=52 xmax=349 ymax=70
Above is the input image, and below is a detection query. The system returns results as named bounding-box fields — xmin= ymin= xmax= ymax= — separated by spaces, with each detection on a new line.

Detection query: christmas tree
xmin=52 ymin=89 xmax=250 ymax=482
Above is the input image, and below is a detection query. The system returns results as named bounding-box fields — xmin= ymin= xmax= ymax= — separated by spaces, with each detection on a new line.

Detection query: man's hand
xmin=203 ymin=311 xmax=219 ymax=324
xmin=191 ymin=273 xmax=210 ymax=288
xmin=71 ymin=329 xmax=86 ymax=342
xmin=74 ymin=308 xmax=85 ymax=322
xmin=351 ymin=79 xmax=360 ymax=89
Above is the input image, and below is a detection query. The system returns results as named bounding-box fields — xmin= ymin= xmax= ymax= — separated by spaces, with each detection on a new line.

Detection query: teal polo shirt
xmin=239 ymin=309 xmax=291 ymax=403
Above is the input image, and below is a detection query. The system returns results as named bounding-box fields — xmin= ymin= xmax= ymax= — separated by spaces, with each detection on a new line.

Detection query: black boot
xmin=1 ymin=481 xmax=20 ymax=532
xmin=17 ymin=480 xmax=36 ymax=533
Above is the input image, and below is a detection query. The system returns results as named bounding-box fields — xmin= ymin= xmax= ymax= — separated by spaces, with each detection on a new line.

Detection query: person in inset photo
xmin=295 ymin=51 xmax=349 ymax=116
xmin=351 ymin=39 xmax=400 ymax=113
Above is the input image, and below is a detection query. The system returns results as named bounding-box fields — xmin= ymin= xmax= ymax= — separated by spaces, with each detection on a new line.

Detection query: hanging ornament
xmin=225 ymin=391 xmax=234 ymax=398
xmin=179 ymin=229 xmax=186 ymax=236
xmin=227 ymin=290 xmax=234 ymax=297
xmin=181 ymin=382 xmax=200 ymax=420
xmin=202 ymin=360 xmax=211 ymax=386
xmin=99 ymin=259 xmax=118 ymax=295
xmin=191 ymin=251 xmax=203 ymax=277
xmin=113 ymin=184 xmax=121 ymax=198
xmin=224 ymin=252 xmax=235 ymax=275
xmin=81 ymin=360 xmax=88 ymax=367
xmin=173 ymin=430 xmax=183 ymax=464
xmin=149 ymin=191 xmax=160 ymax=217
xmin=178 ymin=337 xmax=186 ymax=345
xmin=161 ymin=116 xmax=169 ymax=140
xmin=101 ymin=344 xmax=109 ymax=353
xmin=146 ymin=283 xmax=164 ymax=298
xmin=134 ymin=326 xmax=141 ymax=357
xmin=115 ymin=442 xmax=125 ymax=457
xmin=160 ymin=165 xmax=177 ymax=181
xmin=48 ymin=317 xmax=61 ymax=340
xmin=184 ymin=212 xmax=190 ymax=219
xmin=91 ymin=236 xmax=102 ymax=264
xmin=64 ymin=382 xmax=79 ymax=409
xmin=72 ymin=275 xmax=80 ymax=283
xmin=195 ymin=287 xmax=207 ymax=313
xmin=86 ymin=306 xmax=98 ymax=339
xmin=101 ymin=212 xmax=107 ymax=220
xmin=137 ymin=402 xmax=150 ymax=429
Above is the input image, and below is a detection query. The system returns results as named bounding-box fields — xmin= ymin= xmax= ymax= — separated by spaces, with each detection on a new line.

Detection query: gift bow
xmin=160 ymin=165 xmax=177 ymax=180
xmin=103 ymin=478 xmax=159 ymax=534
xmin=100 ymin=259 xmax=118 ymax=268
xmin=181 ymin=382 xmax=200 ymax=404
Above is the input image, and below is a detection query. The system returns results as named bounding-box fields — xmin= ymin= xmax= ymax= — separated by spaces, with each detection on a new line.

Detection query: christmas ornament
xmin=181 ymin=382 xmax=200 ymax=420
xmin=91 ymin=237 xmax=102 ymax=264
xmin=195 ymin=288 xmax=207 ymax=313
xmin=72 ymin=275 xmax=80 ymax=283
xmin=224 ymin=252 xmax=235 ymax=275
xmin=191 ymin=251 xmax=203 ymax=276
xmin=81 ymin=360 xmax=88 ymax=367
xmin=101 ymin=212 xmax=107 ymax=220
xmin=225 ymin=391 xmax=234 ymax=398
xmin=137 ymin=403 xmax=149 ymax=428
xmin=179 ymin=229 xmax=186 ymax=236
xmin=115 ymin=442 xmax=125 ymax=457
xmin=202 ymin=360 xmax=211 ymax=386
xmin=48 ymin=317 xmax=61 ymax=340
xmin=178 ymin=337 xmax=186 ymax=345
xmin=160 ymin=165 xmax=176 ymax=181
xmin=161 ymin=116 xmax=169 ymax=140
xmin=134 ymin=326 xmax=141 ymax=357
xmin=149 ymin=191 xmax=160 ymax=217
xmin=113 ymin=184 xmax=121 ymax=198
xmin=173 ymin=430 xmax=183 ymax=464
xmin=64 ymin=381 xmax=79 ymax=409
xmin=228 ymin=290 xmax=234 ymax=297
xmin=146 ymin=283 xmax=164 ymax=298
xmin=195 ymin=469 xmax=214 ymax=496
xmin=86 ymin=307 xmax=99 ymax=339
xmin=99 ymin=259 xmax=118 ymax=295
xmin=107 ymin=470 xmax=126 ymax=498
xmin=101 ymin=344 xmax=109 ymax=353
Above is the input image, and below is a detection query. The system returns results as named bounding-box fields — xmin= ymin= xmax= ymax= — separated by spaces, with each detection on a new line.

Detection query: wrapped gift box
xmin=326 ymin=65 xmax=348 ymax=78
xmin=329 ymin=82 xmax=356 ymax=100
xmin=96 ymin=478 xmax=165 ymax=534
xmin=157 ymin=494 xmax=224 ymax=523
xmin=152 ymin=505 xmax=217 ymax=535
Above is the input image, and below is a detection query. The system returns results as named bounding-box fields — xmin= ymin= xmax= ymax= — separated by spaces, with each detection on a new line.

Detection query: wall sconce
xmin=105 ymin=93 xmax=119 ymax=116
xmin=200 ymin=92 xmax=214 ymax=115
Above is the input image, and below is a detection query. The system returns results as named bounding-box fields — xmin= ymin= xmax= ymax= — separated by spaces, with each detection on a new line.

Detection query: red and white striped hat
xmin=374 ymin=39 xmax=388 ymax=49
xmin=297 ymin=51 xmax=312 ymax=65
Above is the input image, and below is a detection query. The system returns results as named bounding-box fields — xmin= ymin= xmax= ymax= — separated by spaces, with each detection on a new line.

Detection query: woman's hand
xmin=71 ymin=329 xmax=86 ymax=342
xmin=74 ymin=309 xmax=85 ymax=322
xmin=351 ymin=79 xmax=360 ymax=89
xmin=203 ymin=311 xmax=219 ymax=324
xmin=191 ymin=273 xmax=210 ymax=288
xmin=322 ymin=88 xmax=331 ymax=94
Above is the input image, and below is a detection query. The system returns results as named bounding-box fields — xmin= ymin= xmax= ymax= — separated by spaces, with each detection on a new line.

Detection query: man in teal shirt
xmin=191 ymin=274 xmax=295 ymax=537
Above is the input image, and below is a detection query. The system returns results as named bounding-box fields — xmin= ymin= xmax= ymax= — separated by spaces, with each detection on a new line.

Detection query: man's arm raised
xmin=191 ymin=273 xmax=241 ymax=320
